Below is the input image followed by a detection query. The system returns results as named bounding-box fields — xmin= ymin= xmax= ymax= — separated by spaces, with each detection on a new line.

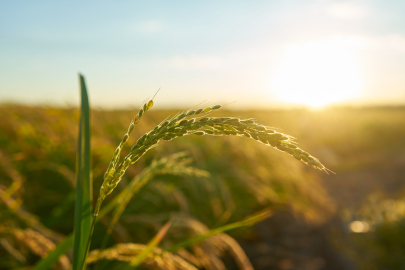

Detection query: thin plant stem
xmin=79 ymin=214 xmax=97 ymax=270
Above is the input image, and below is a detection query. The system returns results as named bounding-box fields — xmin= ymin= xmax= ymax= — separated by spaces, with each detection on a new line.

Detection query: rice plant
xmin=67 ymin=75 xmax=328 ymax=270
xmin=0 ymin=75 xmax=330 ymax=269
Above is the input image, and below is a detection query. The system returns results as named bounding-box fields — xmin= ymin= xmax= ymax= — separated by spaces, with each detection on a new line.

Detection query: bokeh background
xmin=1 ymin=1 xmax=405 ymax=269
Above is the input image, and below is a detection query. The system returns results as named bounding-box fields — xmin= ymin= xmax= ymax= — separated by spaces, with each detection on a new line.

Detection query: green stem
xmin=79 ymin=215 xmax=97 ymax=270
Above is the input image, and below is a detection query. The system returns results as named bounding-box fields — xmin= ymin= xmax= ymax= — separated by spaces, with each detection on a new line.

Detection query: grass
xmin=73 ymin=75 xmax=93 ymax=270
xmin=3 ymin=78 xmax=405 ymax=268
xmin=0 ymin=103 xmax=337 ymax=269
xmin=71 ymin=75 xmax=327 ymax=270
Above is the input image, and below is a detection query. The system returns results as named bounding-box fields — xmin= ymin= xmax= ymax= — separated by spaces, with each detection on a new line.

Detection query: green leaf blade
xmin=72 ymin=74 xmax=92 ymax=270
xmin=166 ymin=209 xmax=272 ymax=252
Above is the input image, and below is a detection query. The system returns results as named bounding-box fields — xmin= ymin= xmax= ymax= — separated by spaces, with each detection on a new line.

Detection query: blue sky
xmin=1 ymin=0 xmax=405 ymax=108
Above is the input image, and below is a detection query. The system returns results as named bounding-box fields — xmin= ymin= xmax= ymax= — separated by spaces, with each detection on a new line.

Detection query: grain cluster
xmin=95 ymin=100 xmax=327 ymax=216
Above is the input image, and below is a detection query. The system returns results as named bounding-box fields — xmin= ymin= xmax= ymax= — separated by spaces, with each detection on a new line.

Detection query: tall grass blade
xmin=32 ymin=182 xmax=120 ymax=269
xmin=72 ymin=74 xmax=92 ymax=270
xmin=167 ymin=209 xmax=272 ymax=252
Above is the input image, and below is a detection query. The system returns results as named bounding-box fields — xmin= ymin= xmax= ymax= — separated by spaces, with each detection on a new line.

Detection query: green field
xmin=1 ymin=104 xmax=405 ymax=270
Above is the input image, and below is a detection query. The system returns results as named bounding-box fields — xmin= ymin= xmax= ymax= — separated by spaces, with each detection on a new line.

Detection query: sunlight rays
xmin=272 ymin=40 xmax=363 ymax=108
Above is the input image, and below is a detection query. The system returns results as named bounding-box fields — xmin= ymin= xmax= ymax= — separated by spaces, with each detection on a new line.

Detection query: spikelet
xmin=95 ymin=103 xmax=328 ymax=215
xmin=87 ymin=243 xmax=198 ymax=270
xmin=153 ymin=152 xmax=209 ymax=178
xmin=96 ymin=97 xmax=155 ymax=215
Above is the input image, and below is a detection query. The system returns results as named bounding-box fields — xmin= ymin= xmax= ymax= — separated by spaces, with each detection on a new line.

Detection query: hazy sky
xmin=1 ymin=0 xmax=405 ymax=108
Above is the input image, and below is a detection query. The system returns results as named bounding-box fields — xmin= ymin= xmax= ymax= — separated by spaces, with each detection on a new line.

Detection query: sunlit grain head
xmin=272 ymin=40 xmax=364 ymax=108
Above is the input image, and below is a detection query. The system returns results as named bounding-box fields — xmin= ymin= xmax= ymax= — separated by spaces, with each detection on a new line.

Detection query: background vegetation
xmin=1 ymin=104 xmax=405 ymax=269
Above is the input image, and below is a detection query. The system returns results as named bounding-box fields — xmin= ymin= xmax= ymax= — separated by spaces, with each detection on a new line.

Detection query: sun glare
xmin=272 ymin=40 xmax=363 ymax=108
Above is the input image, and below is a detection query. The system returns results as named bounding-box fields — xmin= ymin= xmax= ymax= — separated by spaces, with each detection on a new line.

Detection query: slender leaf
xmin=31 ymin=76 xmax=92 ymax=270
xmin=72 ymin=74 xmax=92 ymax=270
xmin=166 ymin=209 xmax=273 ymax=252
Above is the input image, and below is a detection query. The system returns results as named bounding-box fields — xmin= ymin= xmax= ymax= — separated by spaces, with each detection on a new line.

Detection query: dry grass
xmin=0 ymin=103 xmax=343 ymax=269
xmin=171 ymin=214 xmax=254 ymax=270
xmin=88 ymin=243 xmax=198 ymax=270
xmin=0 ymin=228 xmax=70 ymax=270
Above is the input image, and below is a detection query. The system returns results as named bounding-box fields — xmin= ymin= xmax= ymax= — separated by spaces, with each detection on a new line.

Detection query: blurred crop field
xmin=1 ymin=104 xmax=405 ymax=270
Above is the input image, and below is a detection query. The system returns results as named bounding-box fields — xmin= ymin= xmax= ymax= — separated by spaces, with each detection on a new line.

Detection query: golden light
xmin=349 ymin=221 xmax=370 ymax=233
xmin=272 ymin=40 xmax=363 ymax=108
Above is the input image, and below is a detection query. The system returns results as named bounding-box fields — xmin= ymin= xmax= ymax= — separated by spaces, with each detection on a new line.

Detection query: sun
xmin=271 ymin=40 xmax=363 ymax=108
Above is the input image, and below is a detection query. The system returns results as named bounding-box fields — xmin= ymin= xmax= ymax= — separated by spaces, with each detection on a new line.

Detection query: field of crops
xmin=1 ymin=103 xmax=405 ymax=270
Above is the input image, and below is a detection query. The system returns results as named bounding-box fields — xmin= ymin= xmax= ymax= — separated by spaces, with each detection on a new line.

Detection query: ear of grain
xmin=87 ymin=243 xmax=198 ymax=270
xmin=89 ymin=100 xmax=328 ymax=270
xmin=95 ymin=105 xmax=328 ymax=215
xmin=97 ymin=96 xmax=156 ymax=216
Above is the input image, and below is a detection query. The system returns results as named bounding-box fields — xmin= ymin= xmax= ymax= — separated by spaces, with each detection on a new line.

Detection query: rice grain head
xmin=95 ymin=103 xmax=329 ymax=215
xmin=87 ymin=243 xmax=198 ymax=270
